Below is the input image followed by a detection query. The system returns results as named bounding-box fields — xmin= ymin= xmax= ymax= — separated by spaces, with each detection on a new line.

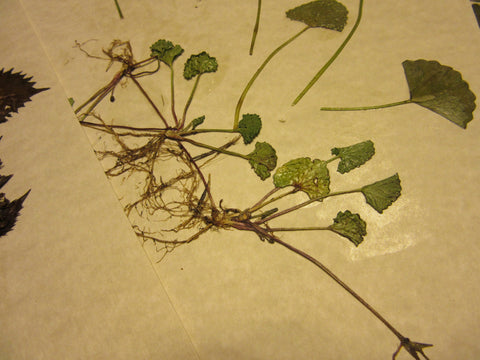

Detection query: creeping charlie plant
xmin=74 ymin=0 xmax=476 ymax=358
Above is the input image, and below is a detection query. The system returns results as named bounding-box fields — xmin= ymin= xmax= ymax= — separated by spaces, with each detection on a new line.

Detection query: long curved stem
xmin=321 ymin=99 xmax=412 ymax=112
xmin=292 ymin=0 xmax=365 ymax=106
xmin=234 ymin=26 xmax=310 ymax=128
xmin=272 ymin=236 xmax=404 ymax=340
xmin=249 ymin=0 xmax=262 ymax=55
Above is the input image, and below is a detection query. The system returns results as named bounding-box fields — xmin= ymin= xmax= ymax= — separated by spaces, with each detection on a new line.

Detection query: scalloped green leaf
xmin=331 ymin=140 xmax=375 ymax=174
xmin=273 ymin=157 xmax=330 ymax=199
xmin=403 ymin=59 xmax=476 ymax=129
xmin=183 ymin=52 xmax=218 ymax=80
xmin=248 ymin=142 xmax=277 ymax=180
xmin=150 ymin=39 xmax=184 ymax=67
xmin=329 ymin=210 xmax=367 ymax=246
xmin=237 ymin=114 xmax=262 ymax=144
xmin=286 ymin=0 xmax=348 ymax=31
xmin=361 ymin=174 xmax=401 ymax=213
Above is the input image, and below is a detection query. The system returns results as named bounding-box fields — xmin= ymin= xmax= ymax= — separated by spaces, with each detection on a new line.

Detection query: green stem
xmin=292 ymin=0 xmax=365 ymax=106
xmin=257 ymin=188 xmax=361 ymax=224
xmin=181 ymin=75 xmax=201 ymax=128
xmin=321 ymin=99 xmax=412 ymax=112
xmin=176 ymin=137 xmax=249 ymax=161
xmin=170 ymin=66 xmax=179 ymax=127
xmin=249 ymin=0 xmax=262 ymax=55
xmin=249 ymin=188 xmax=297 ymax=214
xmin=234 ymin=26 xmax=310 ymax=128
xmin=113 ymin=0 xmax=124 ymax=19
xmin=129 ymin=75 xmax=170 ymax=128
xmin=183 ymin=128 xmax=237 ymax=136
xmin=268 ymin=226 xmax=330 ymax=232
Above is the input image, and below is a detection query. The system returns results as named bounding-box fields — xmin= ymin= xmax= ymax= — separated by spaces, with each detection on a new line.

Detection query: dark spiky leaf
xmin=0 ymin=190 xmax=30 ymax=237
xmin=0 ymin=68 xmax=49 ymax=123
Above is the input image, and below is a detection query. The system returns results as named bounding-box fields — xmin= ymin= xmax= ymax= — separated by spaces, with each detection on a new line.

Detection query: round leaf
xmin=286 ymin=0 xmax=348 ymax=31
xmin=403 ymin=59 xmax=476 ymax=129
xmin=329 ymin=210 xmax=367 ymax=246
xmin=331 ymin=140 xmax=375 ymax=174
xmin=183 ymin=52 xmax=218 ymax=80
xmin=273 ymin=157 xmax=330 ymax=199
xmin=248 ymin=142 xmax=277 ymax=180
xmin=238 ymin=114 xmax=262 ymax=144
xmin=150 ymin=39 xmax=184 ymax=67
xmin=361 ymin=174 xmax=401 ymax=213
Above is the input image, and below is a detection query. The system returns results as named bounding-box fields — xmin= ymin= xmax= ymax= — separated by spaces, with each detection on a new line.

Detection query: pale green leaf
xmin=329 ymin=210 xmax=367 ymax=246
xmin=273 ymin=157 xmax=330 ymax=199
xmin=361 ymin=174 xmax=401 ymax=213
xmin=150 ymin=39 xmax=184 ymax=67
xmin=248 ymin=142 xmax=277 ymax=180
xmin=403 ymin=59 xmax=476 ymax=129
xmin=183 ymin=52 xmax=218 ymax=80
xmin=237 ymin=114 xmax=262 ymax=144
xmin=331 ymin=140 xmax=375 ymax=174
xmin=286 ymin=0 xmax=348 ymax=31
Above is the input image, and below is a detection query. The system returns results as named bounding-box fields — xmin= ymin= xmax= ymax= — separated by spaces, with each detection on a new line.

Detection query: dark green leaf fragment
xmin=403 ymin=59 xmax=476 ymax=128
xmin=286 ymin=0 xmax=348 ymax=31
xmin=329 ymin=210 xmax=366 ymax=246
xmin=191 ymin=115 xmax=205 ymax=130
xmin=237 ymin=114 xmax=262 ymax=144
xmin=248 ymin=142 xmax=277 ymax=180
xmin=331 ymin=140 xmax=375 ymax=174
xmin=183 ymin=52 xmax=218 ymax=80
xmin=150 ymin=39 xmax=184 ymax=67
xmin=361 ymin=174 xmax=401 ymax=213
xmin=273 ymin=157 xmax=330 ymax=199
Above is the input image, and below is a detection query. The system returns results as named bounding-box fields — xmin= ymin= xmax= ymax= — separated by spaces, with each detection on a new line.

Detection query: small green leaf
xmin=273 ymin=157 xmax=330 ymax=199
xmin=329 ymin=210 xmax=367 ymax=246
xmin=150 ymin=39 xmax=184 ymax=67
xmin=403 ymin=59 xmax=476 ymax=128
xmin=68 ymin=97 xmax=75 ymax=107
xmin=286 ymin=0 xmax=348 ymax=31
xmin=191 ymin=115 xmax=205 ymax=130
xmin=183 ymin=52 xmax=218 ymax=80
xmin=248 ymin=142 xmax=277 ymax=180
xmin=331 ymin=140 xmax=375 ymax=174
xmin=237 ymin=114 xmax=262 ymax=144
xmin=361 ymin=174 xmax=401 ymax=213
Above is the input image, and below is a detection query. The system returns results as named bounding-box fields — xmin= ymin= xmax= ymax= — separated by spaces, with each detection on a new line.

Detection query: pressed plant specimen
xmin=71 ymin=1 xmax=477 ymax=358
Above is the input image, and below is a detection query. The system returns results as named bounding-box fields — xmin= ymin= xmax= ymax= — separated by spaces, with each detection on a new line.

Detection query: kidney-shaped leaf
xmin=237 ymin=114 xmax=262 ymax=144
xmin=183 ymin=52 xmax=218 ymax=80
xmin=150 ymin=39 xmax=184 ymax=67
xmin=329 ymin=210 xmax=367 ymax=246
xmin=273 ymin=157 xmax=330 ymax=199
xmin=403 ymin=59 xmax=476 ymax=129
xmin=286 ymin=0 xmax=348 ymax=31
xmin=248 ymin=142 xmax=277 ymax=180
xmin=361 ymin=174 xmax=401 ymax=214
xmin=331 ymin=140 xmax=375 ymax=174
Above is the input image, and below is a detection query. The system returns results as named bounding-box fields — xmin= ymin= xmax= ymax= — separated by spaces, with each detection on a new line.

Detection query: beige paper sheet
xmin=2 ymin=0 xmax=480 ymax=359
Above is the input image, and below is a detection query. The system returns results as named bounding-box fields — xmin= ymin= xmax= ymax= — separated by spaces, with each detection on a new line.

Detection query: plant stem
xmin=292 ymin=0 xmax=365 ymax=106
xmin=176 ymin=136 xmax=249 ymax=161
xmin=113 ymin=0 xmax=124 ymax=19
xmin=181 ymin=75 xmax=201 ymax=128
xmin=249 ymin=0 xmax=262 ymax=55
xmin=321 ymin=99 xmax=412 ymax=112
xmin=268 ymin=226 xmax=330 ymax=232
xmin=272 ymin=236 xmax=404 ymax=341
xmin=183 ymin=128 xmax=237 ymax=136
xmin=170 ymin=67 xmax=179 ymax=127
xmin=257 ymin=188 xmax=361 ymax=224
xmin=234 ymin=26 xmax=310 ymax=128
xmin=249 ymin=188 xmax=297 ymax=213
xmin=129 ymin=75 xmax=170 ymax=128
